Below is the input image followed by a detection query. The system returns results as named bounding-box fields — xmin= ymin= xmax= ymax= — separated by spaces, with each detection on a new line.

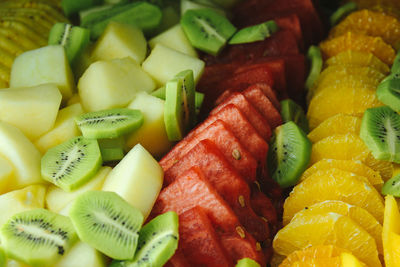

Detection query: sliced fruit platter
xmin=1 ymin=0 xmax=400 ymax=266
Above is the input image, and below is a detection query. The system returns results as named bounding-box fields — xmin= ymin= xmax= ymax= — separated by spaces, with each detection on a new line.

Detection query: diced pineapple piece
xmin=10 ymin=45 xmax=75 ymax=102
xmin=142 ymin=44 xmax=205 ymax=85
xmin=91 ymin=21 xmax=147 ymax=64
xmin=0 ymin=156 xmax=13 ymax=195
xmin=0 ymin=122 xmax=43 ymax=191
xmin=46 ymin=166 xmax=111 ymax=213
xmin=0 ymin=84 xmax=62 ymax=140
xmin=102 ymin=144 xmax=163 ymax=219
xmin=0 ymin=185 xmax=46 ymax=227
xmin=34 ymin=103 xmax=83 ymax=154
xmin=78 ymin=57 xmax=156 ymax=112
xmin=126 ymin=92 xmax=172 ymax=158
xmin=55 ymin=242 xmax=107 ymax=267
xmin=149 ymin=24 xmax=198 ymax=57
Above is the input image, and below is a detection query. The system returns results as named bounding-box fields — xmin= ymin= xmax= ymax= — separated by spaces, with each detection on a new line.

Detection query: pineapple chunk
xmin=46 ymin=166 xmax=111 ymax=213
xmin=126 ymin=92 xmax=172 ymax=158
xmin=149 ymin=24 xmax=198 ymax=57
xmin=0 ymin=156 xmax=13 ymax=195
xmin=55 ymin=242 xmax=106 ymax=267
xmin=10 ymin=45 xmax=75 ymax=102
xmin=142 ymin=44 xmax=205 ymax=85
xmin=0 ymin=185 xmax=46 ymax=227
xmin=0 ymin=122 xmax=43 ymax=191
xmin=34 ymin=103 xmax=83 ymax=154
xmin=91 ymin=21 xmax=147 ymax=64
xmin=78 ymin=57 xmax=156 ymax=112
xmin=0 ymin=84 xmax=62 ymax=140
xmin=102 ymin=144 xmax=163 ymax=219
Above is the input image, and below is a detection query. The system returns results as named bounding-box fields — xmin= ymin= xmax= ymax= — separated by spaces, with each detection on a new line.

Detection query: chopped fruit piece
xmin=364 ymin=152 xmax=394 ymax=182
xmin=54 ymin=241 xmax=107 ymax=267
xmin=383 ymin=195 xmax=400 ymax=267
xmin=330 ymin=2 xmax=358 ymax=26
xmin=280 ymin=99 xmax=309 ymax=134
xmin=229 ymin=20 xmax=279 ymax=45
xmin=376 ymin=78 xmax=400 ymax=113
xmin=0 ymin=155 xmax=13 ymax=194
xmin=305 ymin=45 xmax=323 ymax=90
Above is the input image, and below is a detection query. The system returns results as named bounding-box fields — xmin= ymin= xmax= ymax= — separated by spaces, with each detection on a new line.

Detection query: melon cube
xmin=102 ymin=144 xmax=163 ymax=219
xmin=34 ymin=103 xmax=83 ymax=154
xmin=126 ymin=92 xmax=172 ymax=158
xmin=91 ymin=21 xmax=147 ymax=64
xmin=10 ymin=45 xmax=75 ymax=101
xmin=55 ymin=242 xmax=107 ymax=267
xmin=0 ymin=156 xmax=13 ymax=195
xmin=149 ymin=24 xmax=198 ymax=57
xmin=78 ymin=57 xmax=156 ymax=112
xmin=0 ymin=84 xmax=62 ymax=140
xmin=142 ymin=44 xmax=205 ymax=85
xmin=0 ymin=122 xmax=43 ymax=190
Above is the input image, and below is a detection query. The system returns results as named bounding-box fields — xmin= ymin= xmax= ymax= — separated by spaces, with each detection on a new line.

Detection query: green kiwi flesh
xmin=267 ymin=121 xmax=312 ymax=188
xmin=376 ymin=77 xmax=400 ymax=113
xmin=61 ymin=0 xmax=103 ymax=17
xmin=164 ymin=78 xmax=185 ymax=141
xmin=48 ymin=23 xmax=90 ymax=65
xmin=280 ymin=99 xmax=309 ymax=133
xmin=0 ymin=209 xmax=77 ymax=267
xmin=236 ymin=258 xmax=260 ymax=267
xmin=305 ymin=45 xmax=323 ymax=90
xmin=75 ymin=108 xmax=144 ymax=139
xmin=69 ymin=191 xmax=144 ymax=260
xmin=0 ymin=246 xmax=6 ymax=267
xmin=41 ymin=136 xmax=102 ymax=192
xmin=382 ymin=173 xmax=400 ymax=196
xmin=228 ymin=20 xmax=278 ymax=45
xmin=110 ymin=211 xmax=179 ymax=267
xmin=329 ymin=1 xmax=358 ymax=26
xmin=391 ymin=46 xmax=400 ymax=75
xmin=181 ymin=8 xmax=237 ymax=56
xmin=98 ymin=137 xmax=125 ymax=162
xmin=360 ymin=106 xmax=400 ymax=163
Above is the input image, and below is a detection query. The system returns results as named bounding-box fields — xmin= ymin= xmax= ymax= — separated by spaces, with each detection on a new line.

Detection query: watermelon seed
xmin=238 ymin=196 xmax=245 ymax=207
xmin=256 ymin=242 xmax=262 ymax=251
xmin=235 ymin=226 xmax=245 ymax=238
xmin=232 ymin=149 xmax=241 ymax=160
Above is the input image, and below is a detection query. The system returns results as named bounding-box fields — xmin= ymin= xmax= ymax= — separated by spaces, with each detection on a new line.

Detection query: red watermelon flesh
xmin=243 ymin=87 xmax=282 ymax=129
xmin=178 ymin=206 xmax=233 ymax=266
xmin=209 ymin=92 xmax=272 ymax=141
xmin=164 ymin=249 xmax=190 ymax=267
xmin=250 ymin=188 xmax=278 ymax=233
xmin=244 ymin=83 xmax=280 ymax=110
xmin=165 ymin=139 xmax=270 ymax=241
xmin=220 ymin=233 xmax=266 ymax=265
xmin=159 ymin=120 xmax=258 ymax=183
xmin=185 ymin=104 xmax=269 ymax=166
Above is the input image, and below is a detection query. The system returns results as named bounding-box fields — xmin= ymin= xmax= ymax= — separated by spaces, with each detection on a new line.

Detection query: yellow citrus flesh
xmin=383 ymin=195 xmax=400 ymax=267
xmin=341 ymin=252 xmax=367 ymax=267
xmin=364 ymin=152 xmax=394 ymax=182
xmin=273 ymin=212 xmax=381 ymax=267
xmin=289 ymin=258 xmax=342 ymax=267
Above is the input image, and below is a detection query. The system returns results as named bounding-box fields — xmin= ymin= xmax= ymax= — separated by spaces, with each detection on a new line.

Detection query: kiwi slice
xmin=69 ymin=191 xmax=144 ymax=260
xmin=360 ymin=106 xmax=400 ymax=163
xmin=330 ymin=1 xmax=358 ymax=26
xmin=229 ymin=20 xmax=278 ymax=45
xmin=75 ymin=108 xmax=144 ymax=139
xmin=382 ymin=173 xmax=400 ymax=196
xmin=41 ymin=136 xmax=102 ymax=192
xmin=0 ymin=209 xmax=77 ymax=267
xmin=151 ymin=86 xmax=166 ymax=99
xmin=195 ymin=91 xmax=204 ymax=115
xmin=236 ymin=258 xmax=260 ymax=267
xmin=305 ymin=45 xmax=323 ymax=90
xmin=110 ymin=211 xmax=179 ymax=267
xmin=376 ymin=77 xmax=400 ymax=113
xmin=48 ymin=23 xmax=90 ymax=65
xmin=175 ymin=69 xmax=196 ymax=128
xmin=280 ymin=99 xmax=309 ymax=133
xmin=98 ymin=137 xmax=125 ymax=162
xmin=268 ymin=121 xmax=312 ymax=188
xmin=62 ymin=0 xmax=103 ymax=17
xmin=0 ymin=246 xmax=5 ymax=267
xmin=391 ymin=49 xmax=400 ymax=75
xmin=181 ymin=8 xmax=237 ymax=56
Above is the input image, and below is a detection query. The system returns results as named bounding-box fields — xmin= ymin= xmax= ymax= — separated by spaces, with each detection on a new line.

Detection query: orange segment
xmin=325 ymin=51 xmax=390 ymax=74
xmin=273 ymin=212 xmax=381 ymax=267
xmin=290 ymin=258 xmax=342 ymax=267
xmin=290 ymin=200 xmax=383 ymax=254
xmin=383 ymin=195 xmax=400 ymax=267
xmin=307 ymin=114 xmax=362 ymax=143
xmin=282 ymin=167 xmax=385 ymax=224
xmin=300 ymin=159 xmax=383 ymax=189
xmin=330 ymin=9 xmax=400 ymax=50
xmin=364 ymin=152 xmax=394 ymax=181
xmin=320 ymin=32 xmax=395 ymax=65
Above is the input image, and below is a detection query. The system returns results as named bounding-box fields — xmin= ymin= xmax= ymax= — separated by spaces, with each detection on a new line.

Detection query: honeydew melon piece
xmin=142 ymin=44 xmax=205 ymax=86
xmin=126 ymin=92 xmax=172 ymax=158
xmin=91 ymin=21 xmax=147 ymax=64
xmin=0 ymin=185 xmax=46 ymax=227
xmin=46 ymin=166 xmax=111 ymax=213
xmin=102 ymin=144 xmax=163 ymax=219
xmin=9 ymin=45 xmax=75 ymax=102
xmin=0 ymin=122 xmax=43 ymax=190
xmin=34 ymin=103 xmax=83 ymax=154
xmin=0 ymin=84 xmax=62 ymax=141
xmin=0 ymin=156 xmax=13 ymax=195
xmin=78 ymin=57 xmax=156 ymax=112
xmin=149 ymin=24 xmax=198 ymax=57
xmin=67 ymin=94 xmax=81 ymax=106
xmin=55 ymin=242 xmax=107 ymax=267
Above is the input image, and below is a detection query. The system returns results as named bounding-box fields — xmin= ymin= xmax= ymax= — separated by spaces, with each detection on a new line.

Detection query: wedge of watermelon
xmin=220 ymin=233 xmax=266 ymax=265
xmin=165 ymin=139 xmax=269 ymax=241
xmin=244 ymin=83 xmax=280 ymax=110
xmin=159 ymin=120 xmax=258 ymax=183
xmin=164 ymin=249 xmax=190 ymax=267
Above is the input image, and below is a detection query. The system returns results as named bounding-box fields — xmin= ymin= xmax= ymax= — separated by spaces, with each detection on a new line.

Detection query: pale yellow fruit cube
xmin=55 ymin=242 xmax=106 ymax=267
xmin=79 ymin=57 xmax=156 ymax=112
xmin=10 ymin=45 xmax=75 ymax=102
xmin=0 ymin=156 xmax=13 ymax=195
xmin=91 ymin=21 xmax=147 ymax=64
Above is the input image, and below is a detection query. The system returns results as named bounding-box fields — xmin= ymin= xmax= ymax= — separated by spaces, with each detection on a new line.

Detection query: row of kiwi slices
xmin=0 ymin=191 xmax=179 ymax=267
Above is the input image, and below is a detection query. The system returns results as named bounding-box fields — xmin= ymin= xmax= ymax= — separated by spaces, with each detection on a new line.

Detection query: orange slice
xmin=364 ymin=152 xmax=394 ymax=182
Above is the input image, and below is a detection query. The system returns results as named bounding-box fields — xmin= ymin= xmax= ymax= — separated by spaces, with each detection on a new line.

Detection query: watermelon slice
xmin=159 ymin=120 xmax=258 ymax=183
xmin=220 ymin=233 xmax=266 ymax=265
xmin=244 ymin=83 xmax=280 ymax=110
xmin=164 ymin=249 xmax=190 ymax=267
xmin=165 ymin=139 xmax=270 ymax=241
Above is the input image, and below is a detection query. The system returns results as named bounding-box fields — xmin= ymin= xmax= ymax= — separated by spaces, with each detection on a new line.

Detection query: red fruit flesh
xmin=244 ymin=83 xmax=280 ymax=110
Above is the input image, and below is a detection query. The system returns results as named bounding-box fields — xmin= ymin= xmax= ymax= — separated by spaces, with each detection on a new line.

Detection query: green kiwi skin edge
xmin=236 ymin=257 xmax=261 ymax=267
xmin=228 ymin=20 xmax=278 ymax=45
xmin=305 ymin=45 xmax=323 ymax=90
xmin=329 ymin=1 xmax=358 ymax=26
xmin=376 ymin=77 xmax=400 ymax=113
xmin=280 ymin=99 xmax=309 ymax=134
xmin=382 ymin=173 xmax=400 ymax=197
